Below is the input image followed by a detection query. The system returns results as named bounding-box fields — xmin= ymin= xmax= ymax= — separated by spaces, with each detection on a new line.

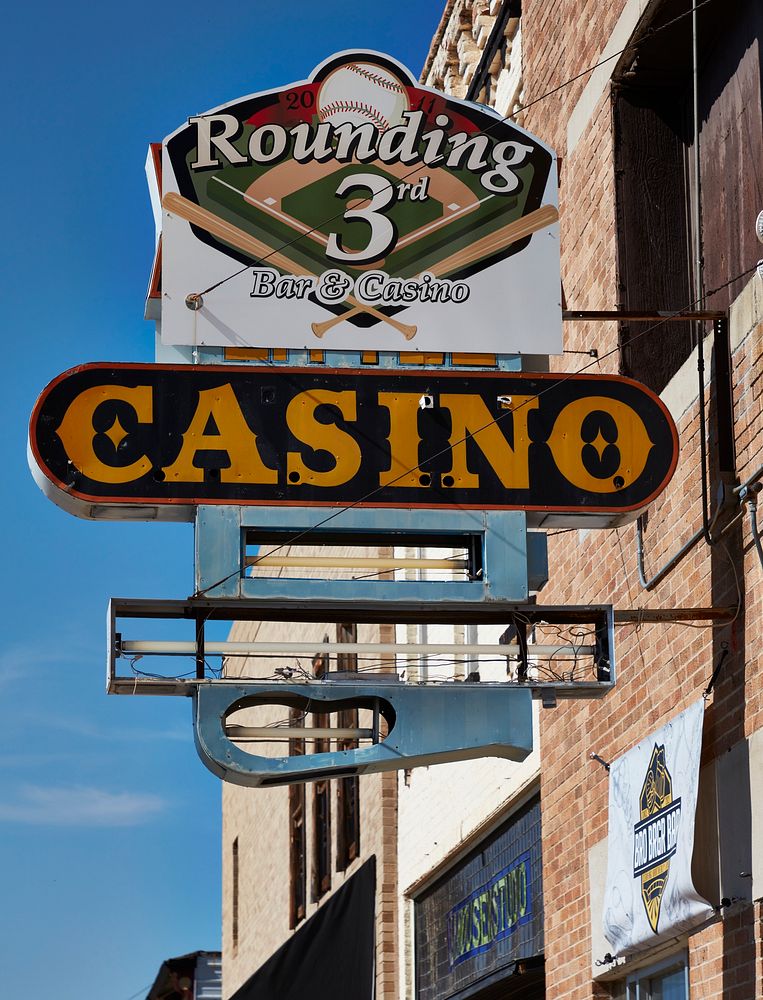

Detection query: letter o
xmin=248 ymin=124 xmax=288 ymax=162
xmin=546 ymin=396 xmax=654 ymax=493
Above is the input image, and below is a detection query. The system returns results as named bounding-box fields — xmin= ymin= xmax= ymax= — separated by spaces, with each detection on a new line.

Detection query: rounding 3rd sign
xmin=156 ymin=50 xmax=561 ymax=354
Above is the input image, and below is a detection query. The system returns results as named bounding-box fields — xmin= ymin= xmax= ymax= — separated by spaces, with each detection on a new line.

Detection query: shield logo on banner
xmin=604 ymin=701 xmax=711 ymax=958
xmin=634 ymin=744 xmax=681 ymax=933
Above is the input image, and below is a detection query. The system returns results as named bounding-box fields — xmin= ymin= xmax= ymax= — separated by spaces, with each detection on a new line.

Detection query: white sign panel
xmin=158 ymin=51 xmax=561 ymax=354
xmin=603 ymin=700 xmax=713 ymax=957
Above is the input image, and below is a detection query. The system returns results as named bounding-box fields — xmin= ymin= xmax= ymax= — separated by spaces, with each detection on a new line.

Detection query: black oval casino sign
xmin=29 ymin=364 xmax=678 ymax=527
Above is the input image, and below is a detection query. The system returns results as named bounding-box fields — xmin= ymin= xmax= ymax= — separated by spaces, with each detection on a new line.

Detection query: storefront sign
xmin=603 ymin=701 xmax=713 ymax=957
xmin=29 ymin=365 xmax=678 ymax=524
xmin=416 ymin=797 xmax=543 ymax=1000
xmin=447 ymin=851 xmax=532 ymax=968
xmin=159 ymin=51 xmax=561 ymax=354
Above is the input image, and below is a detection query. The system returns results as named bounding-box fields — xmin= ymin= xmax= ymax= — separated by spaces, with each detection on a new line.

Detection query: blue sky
xmin=1 ymin=4 xmax=443 ymax=996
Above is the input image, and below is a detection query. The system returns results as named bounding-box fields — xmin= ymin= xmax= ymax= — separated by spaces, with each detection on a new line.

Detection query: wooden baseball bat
xmin=429 ymin=203 xmax=558 ymax=276
xmin=310 ymin=314 xmax=415 ymax=340
xmin=309 ymin=203 xmax=559 ymax=338
xmin=162 ymin=192 xmax=417 ymax=340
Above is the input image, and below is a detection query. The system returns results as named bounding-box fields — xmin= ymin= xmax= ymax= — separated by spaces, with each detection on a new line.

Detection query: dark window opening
xmin=232 ymin=836 xmax=239 ymax=951
xmin=288 ymin=708 xmax=306 ymax=928
xmin=312 ymin=644 xmax=332 ymax=900
xmin=613 ymin=0 xmax=763 ymax=393
xmin=336 ymin=623 xmax=360 ymax=870
xmin=313 ymin=777 xmax=332 ymax=898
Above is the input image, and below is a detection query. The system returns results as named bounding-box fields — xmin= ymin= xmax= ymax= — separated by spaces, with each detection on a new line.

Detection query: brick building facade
xmin=219 ymin=2 xmax=763 ymax=998
xmin=221 ymin=551 xmax=399 ymax=998
xmin=419 ymin=1 xmax=763 ymax=997
xmin=514 ymin=0 xmax=763 ymax=996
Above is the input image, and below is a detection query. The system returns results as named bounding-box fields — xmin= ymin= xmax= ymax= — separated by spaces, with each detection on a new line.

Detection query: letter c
xmin=56 ymin=385 xmax=152 ymax=484
xmin=355 ymin=270 xmax=385 ymax=304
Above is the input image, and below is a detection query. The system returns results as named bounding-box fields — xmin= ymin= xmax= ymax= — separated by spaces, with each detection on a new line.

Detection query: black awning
xmin=231 ymin=856 xmax=376 ymax=1000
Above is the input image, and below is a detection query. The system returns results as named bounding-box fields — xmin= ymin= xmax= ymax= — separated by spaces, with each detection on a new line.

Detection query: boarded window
xmin=613 ymin=0 xmax=763 ymax=393
xmin=336 ymin=623 xmax=360 ymax=870
xmin=288 ymin=708 xmax=306 ymax=928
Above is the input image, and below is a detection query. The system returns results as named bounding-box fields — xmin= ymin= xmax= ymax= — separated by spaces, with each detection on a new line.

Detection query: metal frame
xmin=154 ymin=343 xmax=530 ymax=371
xmin=625 ymin=951 xmax=689 ymax=999
xmin=195 ymin=505 xmax=548 ymax=604
xmin=107 ymin=598 xmax=615 ymax=697
xmin=192 ymin=681 xmax=534 ymax=787
xmin=107 ymin=598 xmax=612 ymax=786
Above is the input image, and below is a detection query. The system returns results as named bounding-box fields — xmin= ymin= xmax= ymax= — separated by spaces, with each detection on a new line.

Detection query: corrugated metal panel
xmin=195 ymin=954 xmax=223 ymax=1000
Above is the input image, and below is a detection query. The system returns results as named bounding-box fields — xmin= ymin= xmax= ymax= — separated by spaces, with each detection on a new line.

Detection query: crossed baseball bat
xmin=163 ymin=191 xmax=415 ymax=340
xmin=310 ymin=202 xmax=559 ymax=338
xmin=163 ymin=192 xmax=557 ymax=343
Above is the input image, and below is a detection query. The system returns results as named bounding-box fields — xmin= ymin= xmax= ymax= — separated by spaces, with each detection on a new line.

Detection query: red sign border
xmin=29 ymin=362 xmax=679 ymax=520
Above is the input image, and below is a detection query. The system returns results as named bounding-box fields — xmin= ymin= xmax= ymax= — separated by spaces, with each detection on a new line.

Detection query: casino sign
xmin=157 ymin=50 xmax=561 ymax=354
xmin=29 ymin=365 xmax=678 ymax=526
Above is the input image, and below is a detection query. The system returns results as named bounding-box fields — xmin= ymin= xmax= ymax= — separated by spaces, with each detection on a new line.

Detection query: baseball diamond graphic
xmin=162 ymin=50 xmax=557 ymax=344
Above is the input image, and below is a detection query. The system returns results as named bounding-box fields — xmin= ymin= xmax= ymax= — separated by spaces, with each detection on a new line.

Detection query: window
xmin=312 ymin=646 xmax=331 ymax=900
xmin=613 ymin=0 xmax=763 ymax=393
xmin=232 ymin=837 xmax=239 ymax=951
xmin=313 ymin=776 xmax=332 ymax=898
xmin=288 ymin=708 xmax=306 ymax=927
xmin=336 ymin=623 xmax=360 ymax=869
xmin=626 ymin=955 xmax=688 ymax=1000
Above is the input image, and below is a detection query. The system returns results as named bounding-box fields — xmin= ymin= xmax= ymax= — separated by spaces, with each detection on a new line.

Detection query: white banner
xmin=602 ymin=700 xmax=713 ymax=956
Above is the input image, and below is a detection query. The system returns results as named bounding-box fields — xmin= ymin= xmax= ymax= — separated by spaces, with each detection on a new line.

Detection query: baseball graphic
xmin=317 ymin=62 xmax=410 ymax=131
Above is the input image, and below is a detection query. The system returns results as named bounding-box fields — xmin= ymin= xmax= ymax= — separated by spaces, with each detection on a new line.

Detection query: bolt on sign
xmin=29 ymin=365 xmax=677 ymax=527
xmin=157 ymin=51 xmax=561 ymax=354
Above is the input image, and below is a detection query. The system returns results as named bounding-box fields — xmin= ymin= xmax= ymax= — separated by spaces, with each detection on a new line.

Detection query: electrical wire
xmin=194 ymin=0 xmax=717 ymax=299
xmin=171 ymin=647 xmax=603 ymax=688
xmin=746 ymin=498 xmax=763 ymax=571
xmin=192 ymin=258 xmax=758 ymax=598
xmin=120 ymin=984 xmax=153 ymax=1000
xmin=716 ymin=539 xmax=742 ymax=627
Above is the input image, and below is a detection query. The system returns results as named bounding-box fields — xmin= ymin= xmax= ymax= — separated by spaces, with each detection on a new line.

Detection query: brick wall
xmin=221 ymin=546 xmax=399 ymax=999
xmin=218 ymin=4 xmax=763 ymax=998
xmin=423 ymin=0 xmax=523 ymax=118
xmin=516 ymin=0 xmax=763 ymax=996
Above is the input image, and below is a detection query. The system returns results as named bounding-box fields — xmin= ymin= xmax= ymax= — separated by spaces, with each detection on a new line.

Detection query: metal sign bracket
xmin=195 ymin=504 xmax=548 ymax=605
xmin=193 ymin=681 xmax=534 ymax=787
xmin=107 ymin=598 xmax=614 ymax=785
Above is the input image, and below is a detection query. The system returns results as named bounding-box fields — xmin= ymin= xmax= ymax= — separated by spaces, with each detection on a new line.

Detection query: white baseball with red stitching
xmin=317 ymin=62 xmax=409 ymax=132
